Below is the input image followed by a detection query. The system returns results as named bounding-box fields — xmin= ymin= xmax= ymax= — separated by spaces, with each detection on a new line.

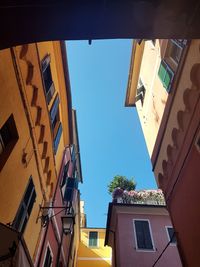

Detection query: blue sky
xmin=66 ymin=39 xmax=157 ymax=228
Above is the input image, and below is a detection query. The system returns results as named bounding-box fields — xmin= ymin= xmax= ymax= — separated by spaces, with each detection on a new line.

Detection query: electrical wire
xmin=152 ymin=232 xmax=175 ymax=267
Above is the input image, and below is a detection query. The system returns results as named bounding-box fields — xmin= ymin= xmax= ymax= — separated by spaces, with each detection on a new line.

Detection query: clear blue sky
xmin=66 ymin=39 xmax=157 ymax=228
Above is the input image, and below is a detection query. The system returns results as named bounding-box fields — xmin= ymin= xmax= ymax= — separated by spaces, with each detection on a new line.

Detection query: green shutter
xmin=158 ymin=60 xmax=174 ymax=92
xmin=158 ymin=61 xmax=166 ymax=83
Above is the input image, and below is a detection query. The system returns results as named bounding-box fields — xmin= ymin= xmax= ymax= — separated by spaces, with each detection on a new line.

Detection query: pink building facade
xmin=35 ymin=147 xmax=72 ymax=267
xmin=36 ymin=109 xmax=83 ymax=267
xmin=105 ymin=203 xmax=182 ymax=267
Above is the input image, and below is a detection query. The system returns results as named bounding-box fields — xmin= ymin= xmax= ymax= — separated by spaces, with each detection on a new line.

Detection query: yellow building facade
xmin=77 ymin=228 xmax=112 ymax=267
xmin=0 ymin=41 xmax=74 ymax=264
xmin=125 ymin=40 xmax=169 ymax=156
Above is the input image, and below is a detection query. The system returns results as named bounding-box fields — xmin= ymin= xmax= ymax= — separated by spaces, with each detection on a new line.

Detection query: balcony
xmin=112 ymin=189 xmax=166 ymax=206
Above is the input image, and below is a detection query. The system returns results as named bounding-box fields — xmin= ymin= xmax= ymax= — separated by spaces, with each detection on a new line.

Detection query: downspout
xmin=109 ymin=229 xmax=117 ymax=267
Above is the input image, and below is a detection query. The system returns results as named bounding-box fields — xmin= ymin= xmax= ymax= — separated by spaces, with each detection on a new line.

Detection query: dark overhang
xmin=0 ymin=0 xmax=200 ymax=49
xmin=60 ymin=41 xmax=73 ymax=145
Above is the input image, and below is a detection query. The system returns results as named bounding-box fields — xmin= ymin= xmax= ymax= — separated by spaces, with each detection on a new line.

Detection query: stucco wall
xmin=37 ymin=41 xmax=71 ymax=174
xmin=0 ymin=48 xmax=43 ymax=258
xmin=136 ymin=40 xmax=168 ymax=157
xmin=77 ymin=228 xmax=111 ymax=267
xmin=116 ymin=212 xmax=182 ymax=267
xmin=154 ymin=40 xmax=200 ymax=184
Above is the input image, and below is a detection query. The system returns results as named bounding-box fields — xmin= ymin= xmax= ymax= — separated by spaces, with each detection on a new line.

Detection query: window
xmin=43 ymin=246 xmax=52 ymax=267
xmin=61 ymin=161 xmax=70 ymax=188
xmin=134 ymin=220 xmax=154 ymax=250
xmin=135 ymin=78 xmax=146 ymax=106
xmin=0 ymin=114 xmax=18 ymax=170
xmin=166 ymin=227 xmax=177 ymax=244
xmin=70 ymin=144 xmax=76 ymax=162
xmin=151 ymin=39 xmax=156 ymax=46
xmin=41 ymin=55 xmax=55 ymax=104
xmin=89 ymin=231 xmax=98 ymax=247
xmin=167 ymin=40 xmax=183 ymax=64
xmin=50 ymin=95 xmax=62 ymax=153
xmin=63 ymin=177 xmax=78 ymax=202
xmin=158 ymin=40 xmax=186 ymax=93
xmin=13 ymin=177 xmax=36 ymax=233
xmin=158 ymin=60 xmax=174 ymax=93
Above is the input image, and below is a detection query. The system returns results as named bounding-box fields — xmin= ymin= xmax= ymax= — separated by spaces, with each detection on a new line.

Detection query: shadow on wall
xmin=77 ymin=241 xmax=111 ymax=266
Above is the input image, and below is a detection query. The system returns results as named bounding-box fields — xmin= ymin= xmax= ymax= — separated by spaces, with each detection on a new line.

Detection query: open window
xmin=158 ymin=39 xmax=186 ymax=93
xmin=0 ymin=114 xmax=19 ymax=171
xmin=41 ymin=55 xmax=55 ymax=105
xmin=158 ymin=60 xmax=174 ymax=93
xmin=135 ymin=78 xmax=146 ymax=106
xmin=50 ymin=94 xmax=62 ymax=153
xmin=166 ymin=227 xmax=177 ymax=244
xmin=13 ymin=177 xmax=36 ymax=234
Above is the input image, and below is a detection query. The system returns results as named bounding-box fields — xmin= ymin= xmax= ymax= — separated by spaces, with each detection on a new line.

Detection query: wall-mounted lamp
xmin=37 ymin=204 xmax=75 ymax=235
xmin=61 ymin=214 xmax=75 ymax=235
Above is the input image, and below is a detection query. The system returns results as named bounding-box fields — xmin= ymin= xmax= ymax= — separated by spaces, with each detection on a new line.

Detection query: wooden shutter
xmin=13 ymin=177 xmax=36 ymax=233
xmin=50 ymin=95 xmax=60 ymax=122
xmin=135 ymin=220 xmax=153 ymax=250
xmin=142 ymin=221 xmax=153 ymax=249
xmin=158 ymin=60 xmax=174 ymax=92
xmin=63 ymin=177 xmax=77 ymax=202
xmin=61 ymin=161 xmax=70 ymax=187
xmin=41 ymin=55 xmax=55 ymax=104
xmin=54 ymin=123 xmax=62 ymax=153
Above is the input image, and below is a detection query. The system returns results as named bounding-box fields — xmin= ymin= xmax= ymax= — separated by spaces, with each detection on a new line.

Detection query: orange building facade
xmin=0 ymin=41 xmax=82 ymax=266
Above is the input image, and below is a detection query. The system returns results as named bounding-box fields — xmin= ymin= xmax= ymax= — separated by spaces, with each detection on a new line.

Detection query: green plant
xmin=108 ymin=175 xmax=136 ymax=195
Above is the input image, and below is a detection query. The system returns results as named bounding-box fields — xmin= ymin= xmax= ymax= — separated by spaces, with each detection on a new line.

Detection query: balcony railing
xmin=114 ymin=197 xmax=165 ymax=206
xmin=112 ymin=189 xmax=166 ymax=206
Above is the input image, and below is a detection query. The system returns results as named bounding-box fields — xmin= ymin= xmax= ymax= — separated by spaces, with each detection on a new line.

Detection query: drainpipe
xmin=109 ymin=229 xmax=117 ymax=267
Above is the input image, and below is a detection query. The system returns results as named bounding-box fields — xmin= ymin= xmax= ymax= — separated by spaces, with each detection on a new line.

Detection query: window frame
xmin=166 ymin=40 xmax=183 ymax=66
xmin=88 ymin=231 xmax=99 ymax=248
xmin=165 ymin=226 xmax=177 ymax=245
xmin=158 ymin=59 xmax=174 ymax=93
xmin=49 ymin=94 xmax=62 ymax=153
xmin=0 ymin=114 xmax=19 ymax=171
xmin=42 ymin=243 xmax=53 ymax=267
xmin=41 ymin=54 xmax=55 ymax=105
xmin=133 ymin=219 xmax=155 ymax=252
xmin=135 ymin=78 xmax=146 ymax=106
xmin=60 ymin=160 xmax=70 ymax=188
xmin=13 ymin=176 xmax=36 ymax=234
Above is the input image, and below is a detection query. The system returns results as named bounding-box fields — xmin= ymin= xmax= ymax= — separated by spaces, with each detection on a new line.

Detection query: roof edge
xmin=60 ymin=41 xmax=73 ymax=145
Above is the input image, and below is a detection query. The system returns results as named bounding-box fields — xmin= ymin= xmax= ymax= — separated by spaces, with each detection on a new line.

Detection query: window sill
xmin=135 ymin=248 xmax=156 ymax=252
